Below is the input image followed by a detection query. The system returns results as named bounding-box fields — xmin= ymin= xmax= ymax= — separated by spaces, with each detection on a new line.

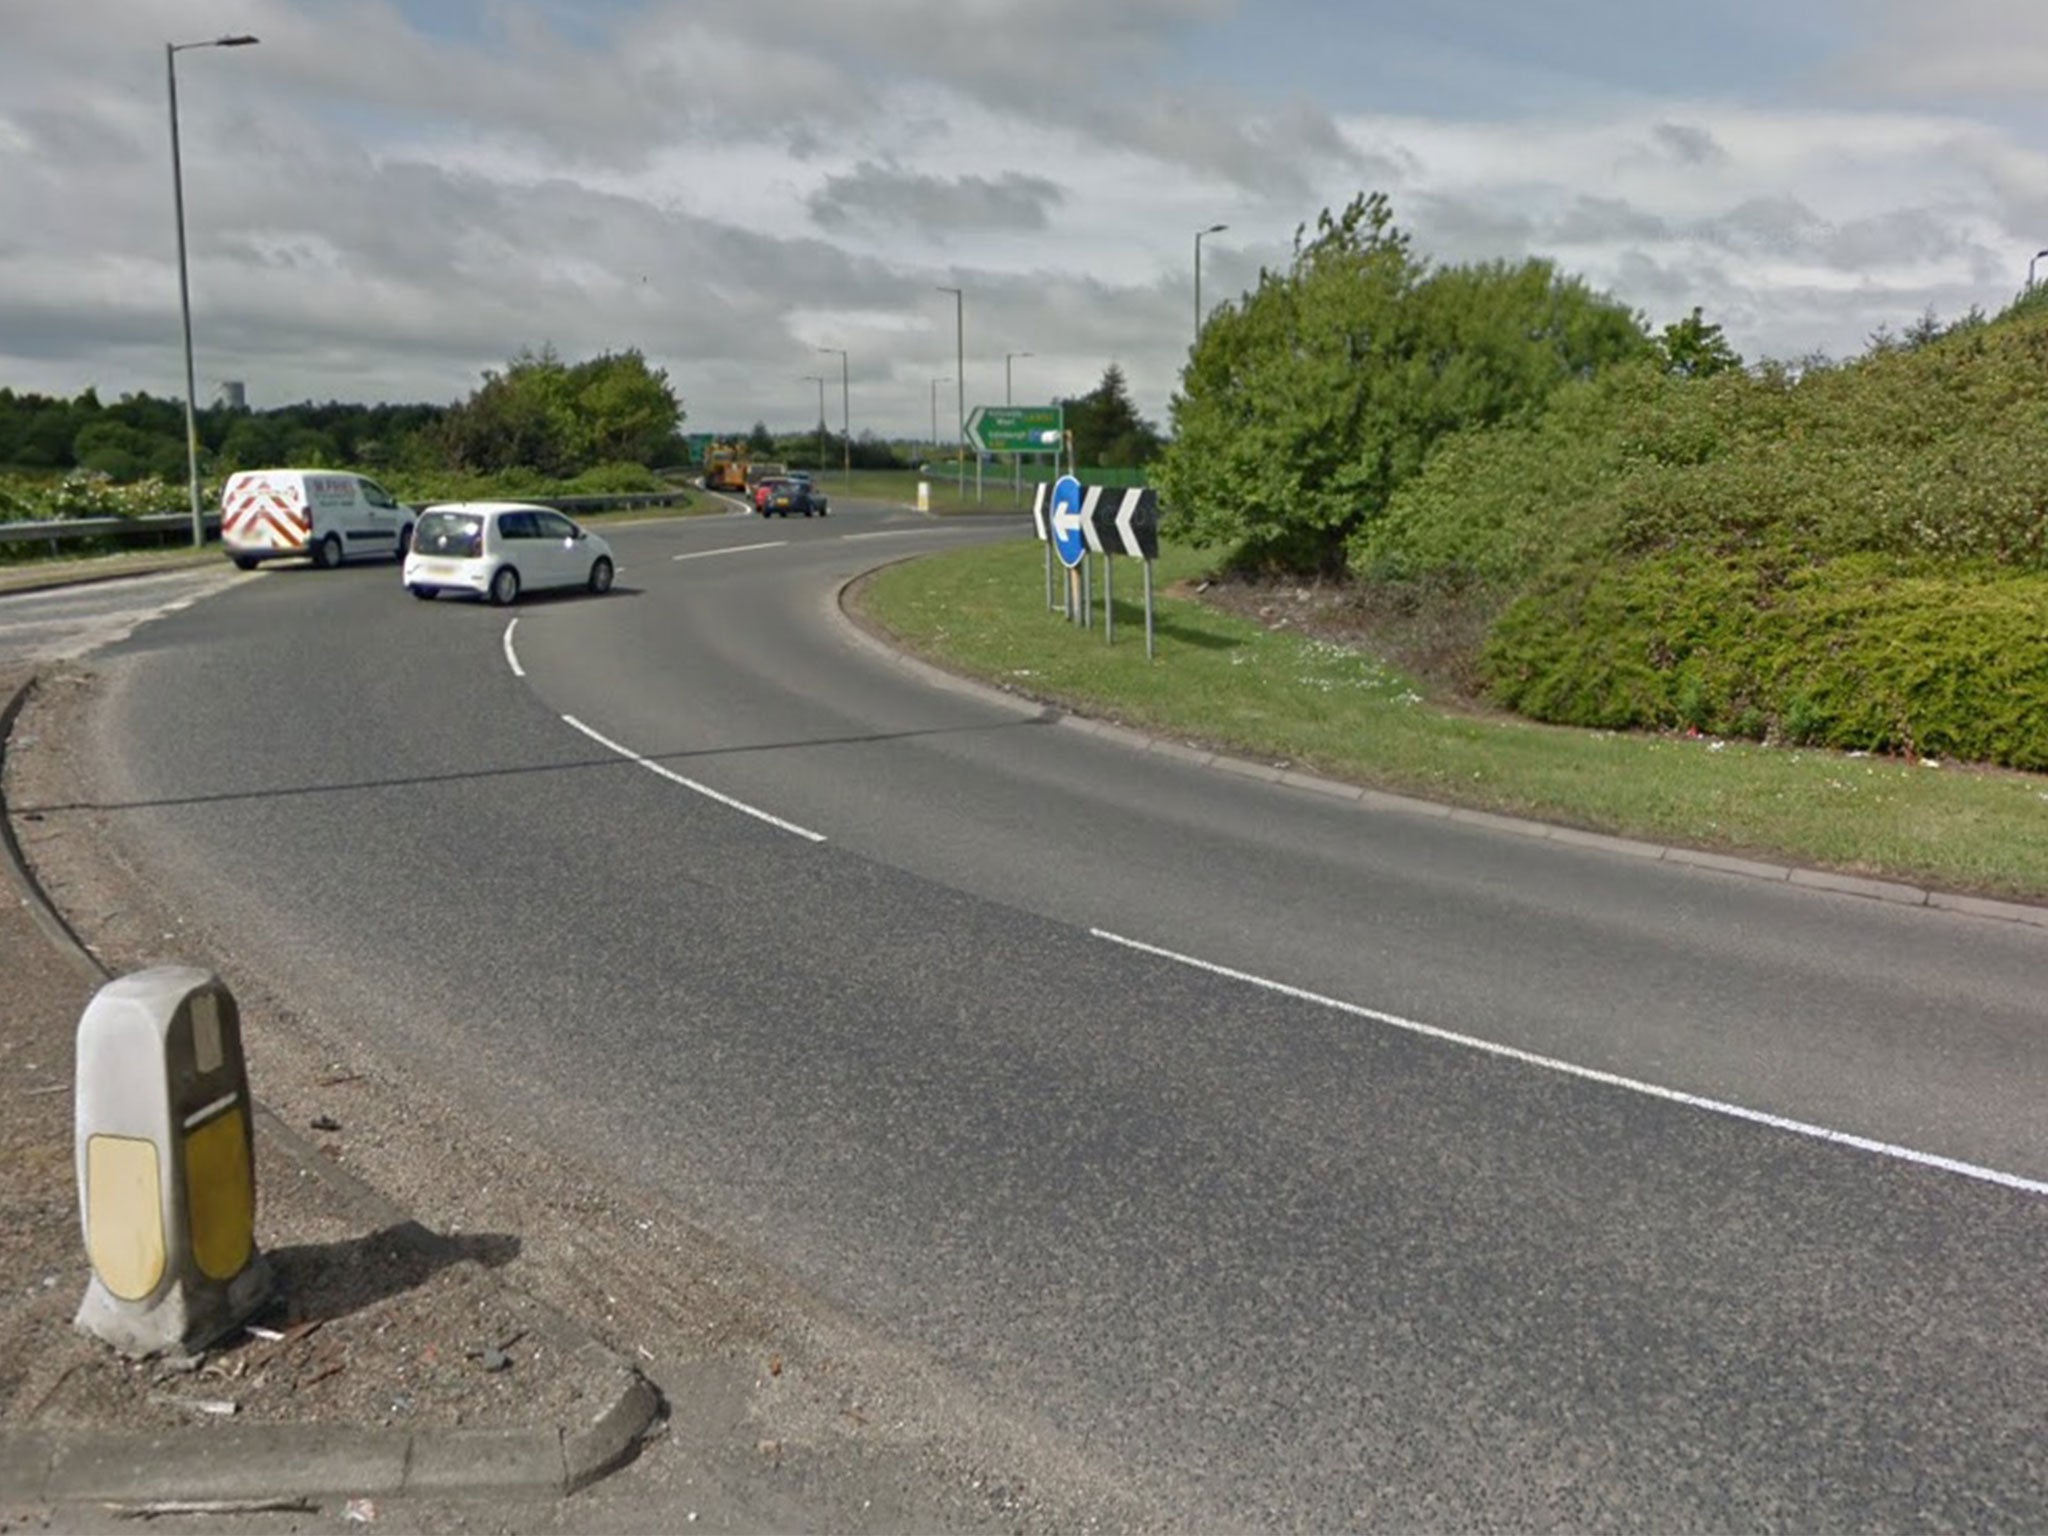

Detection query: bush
xmin=1354 ymin=302 xmax=2048 ymax=770
xmin=1483 ymin=552 xmax=2048 ymax=767
xmin=0 ymin=473 xmax=186 ymax=523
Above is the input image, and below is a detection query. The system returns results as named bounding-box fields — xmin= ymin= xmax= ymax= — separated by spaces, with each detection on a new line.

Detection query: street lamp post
xmin=937 ymin=286 xmax=964 ymax=494
xmin=816 ymin=347 xmax=849 ymax=486
xmin=2030 ymin=249 xmax=2048 ymax=291
xmin=801 ymin=376 xmax=827 ymax=475
xmin=1194 ymin=223 xmax=1227 ymax=353
xmin=1005 ymin=351 xmax=1033 ymax=504
xmin=167 ymin=33 xmax=260 ymax=548
xmin=929 ymin=377 xmax=952 ymax=460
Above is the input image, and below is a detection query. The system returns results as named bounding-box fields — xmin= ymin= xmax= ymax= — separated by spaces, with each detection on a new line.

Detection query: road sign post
xmin=1035 ymin=479 xmax=1161 ymax=654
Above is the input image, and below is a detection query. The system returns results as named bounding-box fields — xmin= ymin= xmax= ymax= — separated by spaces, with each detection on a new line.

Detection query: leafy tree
xmin=568 ymin=351 xmax=684 ymax=464
xmin=746 ymin=420 xmax=776 ymax=455
xmin=1657 ymin=307 xmax=1743 ymax=378
xmin=430 ymin=346 xmax=682 ymax=477
xmin=72 ymin=419 xmax=181 ymax=481
xmin=1156 ymin=192 xmax=1651 ymax=575
xmin=432 ymin=353 xmax=576 ymax=475
xmin=1059 ymin=364 xmax=1163 ymax=467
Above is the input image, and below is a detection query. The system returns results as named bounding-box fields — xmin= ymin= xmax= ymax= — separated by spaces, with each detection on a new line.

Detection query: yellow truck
xmin=702 ymin=443 xmax=748 ymax=493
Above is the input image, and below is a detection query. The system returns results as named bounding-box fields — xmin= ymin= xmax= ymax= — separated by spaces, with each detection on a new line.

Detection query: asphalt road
xmin=21 ymin=501 xmax=2048 ymax=1528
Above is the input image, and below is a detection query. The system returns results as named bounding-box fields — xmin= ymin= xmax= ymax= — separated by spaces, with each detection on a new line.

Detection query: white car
xmin=403 ymin=502 xmax=615 ymax=605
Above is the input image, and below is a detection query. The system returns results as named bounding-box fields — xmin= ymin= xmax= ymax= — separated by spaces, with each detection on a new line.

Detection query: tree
xmin=431 ymin=347 xmax=683 ymax=477
xmin=746 ymin=420 xmax=776 ymax=455
xmin=1060 ymin=364 xmax=1163 ymax=467
xmin=1659 ymin=307 xmax=1743 ymax=378
xmin=567 ymin=351 xmax=683 ymax=464
xmin=1156 ymin=192 xmax=1651 ymax=575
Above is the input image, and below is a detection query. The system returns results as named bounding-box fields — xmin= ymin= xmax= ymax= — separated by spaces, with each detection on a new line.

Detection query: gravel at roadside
xmin=0 ymin=663 xmax=659 ymax=1512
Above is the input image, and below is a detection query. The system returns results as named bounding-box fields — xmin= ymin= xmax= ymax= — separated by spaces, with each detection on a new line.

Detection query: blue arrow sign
xmin=1049 ymin=474 xmax=1086 ymax=569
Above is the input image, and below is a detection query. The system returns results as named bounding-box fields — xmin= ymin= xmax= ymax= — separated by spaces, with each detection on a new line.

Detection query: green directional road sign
xmin=966 ymin=405 xmax=1064 ymax=454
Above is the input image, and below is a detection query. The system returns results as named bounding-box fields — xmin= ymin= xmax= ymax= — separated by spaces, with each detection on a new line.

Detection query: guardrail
xmin=0 ymin=490 xmax=695 ymax=559
xmin=0 ymin=513 xmax=220 ymax=558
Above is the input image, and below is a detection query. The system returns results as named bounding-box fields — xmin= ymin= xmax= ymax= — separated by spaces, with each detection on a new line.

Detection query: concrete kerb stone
xmin=563 ymin=1343 xmax=665 ymax=1493
xmin=1789 ymin=866 xmax=1931 ymax=907
xmin=0 ymin=673 xmax=661 ymax=1507
xmin=0 ymin=678 xmax=106 ymax=983
xmin=45 ymin=1425 xmax=412 ymax=1502
xmin=824 ymin=570 xmax=2048 ymax=931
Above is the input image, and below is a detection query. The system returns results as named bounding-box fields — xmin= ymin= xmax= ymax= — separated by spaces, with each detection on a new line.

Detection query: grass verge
xmin=857 ymin=538 xmax=2048 ymax=902
xmin=818 ymin=467 xmax=1044 ymax=515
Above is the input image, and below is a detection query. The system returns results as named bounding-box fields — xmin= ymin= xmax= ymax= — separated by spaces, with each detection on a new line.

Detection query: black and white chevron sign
xmin=1032 ymin=483 xmax=1159 ymax=560
xmin=1083 ymin=485 xmax=1159 ymax=560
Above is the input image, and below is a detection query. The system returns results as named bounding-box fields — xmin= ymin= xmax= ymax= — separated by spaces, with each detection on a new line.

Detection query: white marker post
xmin=74 ymin=967 xmax=270 ymax=1356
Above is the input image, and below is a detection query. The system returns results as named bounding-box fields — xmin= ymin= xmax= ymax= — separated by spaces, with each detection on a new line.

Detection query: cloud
xmin=7 ymin=1 xmax=2048 ymax=437
xmin=1652 ymin=122 xmax=1728 ymax=167
xmin=1843 ymin=0 xmax=2048 ymax=98
xmin=810 ymin=165 xmax=1066 ymax=235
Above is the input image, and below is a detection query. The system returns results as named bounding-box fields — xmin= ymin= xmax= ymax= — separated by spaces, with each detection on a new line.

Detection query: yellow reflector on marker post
xmin=84 ymin=1135 xmax=165 ymax=1301
xmin=185 ymin=1104 xmax=254 ymax=1281
xmin=75 ymin=966 xmax=271 ymax=1356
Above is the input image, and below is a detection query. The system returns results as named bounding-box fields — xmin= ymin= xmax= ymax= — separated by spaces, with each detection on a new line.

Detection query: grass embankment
xmin=858 ymin=538 xmax=2048 ymax=902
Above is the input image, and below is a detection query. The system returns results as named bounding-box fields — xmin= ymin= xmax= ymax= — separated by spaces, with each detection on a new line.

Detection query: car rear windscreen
xmin=414 ymin=512 xmax=483 ymax=558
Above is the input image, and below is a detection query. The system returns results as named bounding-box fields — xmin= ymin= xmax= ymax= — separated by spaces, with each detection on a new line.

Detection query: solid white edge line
xmin=560 ymin=714 xmax=827 ymax=843
xmin=674 ymin=541 xmax=786 ymax=561
xmin=1091 ymin=927 xmax=2048 ymax=1199
xmin=839 ymin=527 xmax=986 ymax=540
xmin=501 ymin=618 xmax=524 ymax=677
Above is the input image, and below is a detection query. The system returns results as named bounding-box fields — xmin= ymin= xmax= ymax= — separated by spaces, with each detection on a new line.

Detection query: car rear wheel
xmin=231 ymin=555 xmax=260 ymax=572
xmin=488 ymin=566 xmax=520 ymax=606
xmin=588 ymin=556 xmax=614 ymax=594
xmin=313 ymin=534 xmax=343 ymax=570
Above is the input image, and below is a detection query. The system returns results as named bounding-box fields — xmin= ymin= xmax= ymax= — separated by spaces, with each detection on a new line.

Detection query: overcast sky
xmin=7 ymin=0 xmax=2048 ymax=439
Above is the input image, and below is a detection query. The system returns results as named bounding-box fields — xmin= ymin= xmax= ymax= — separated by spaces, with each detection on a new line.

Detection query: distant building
xmin=215 ymin=381 xmax=247 ymax=411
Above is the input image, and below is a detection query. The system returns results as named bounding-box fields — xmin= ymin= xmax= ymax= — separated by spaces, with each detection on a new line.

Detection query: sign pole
xmin=1045 ymin=540 xmax=1055 ymax=612
xmin=1145 ymin=559 xmax=1155 ymax=660
xmin=1104 ymin=554 xmax=1114 ymax=644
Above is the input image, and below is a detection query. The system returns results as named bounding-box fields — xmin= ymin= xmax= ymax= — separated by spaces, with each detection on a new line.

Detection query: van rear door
xmin=221 ymin=472 xmax=310 ymax=556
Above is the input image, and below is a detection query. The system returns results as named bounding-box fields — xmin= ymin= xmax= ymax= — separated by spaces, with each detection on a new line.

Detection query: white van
xmin=219 ymin=469 xmax=416 ymax=571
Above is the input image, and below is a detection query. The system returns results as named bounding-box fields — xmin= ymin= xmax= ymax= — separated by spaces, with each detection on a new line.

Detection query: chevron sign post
xmin=1031 ymin=482 xmax=1163 ymax=657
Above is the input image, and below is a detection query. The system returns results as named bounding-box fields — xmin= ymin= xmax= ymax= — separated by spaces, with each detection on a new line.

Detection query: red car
xmin=751 ymin=477 xmax=787 ymax=512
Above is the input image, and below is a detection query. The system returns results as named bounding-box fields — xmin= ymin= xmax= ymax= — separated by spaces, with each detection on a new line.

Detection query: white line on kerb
xmin=1092 ymin=927 xmax=2048 ymax=1200
xmin=560 ymin=714 xmax=827 ymax=843
xmin=673 ymin=541 xmax=786 ymax=561
xmin=501 ymin=618 xmax=524 ymax=677
xmin=839 ymin=528 xmax=982 ymax=541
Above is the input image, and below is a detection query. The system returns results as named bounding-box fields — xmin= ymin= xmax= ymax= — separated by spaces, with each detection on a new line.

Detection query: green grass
xmin=809 ymin=466 xmax=1050 ymax=514
xmin=857 ymin=538 xmax=2048 ymax=902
